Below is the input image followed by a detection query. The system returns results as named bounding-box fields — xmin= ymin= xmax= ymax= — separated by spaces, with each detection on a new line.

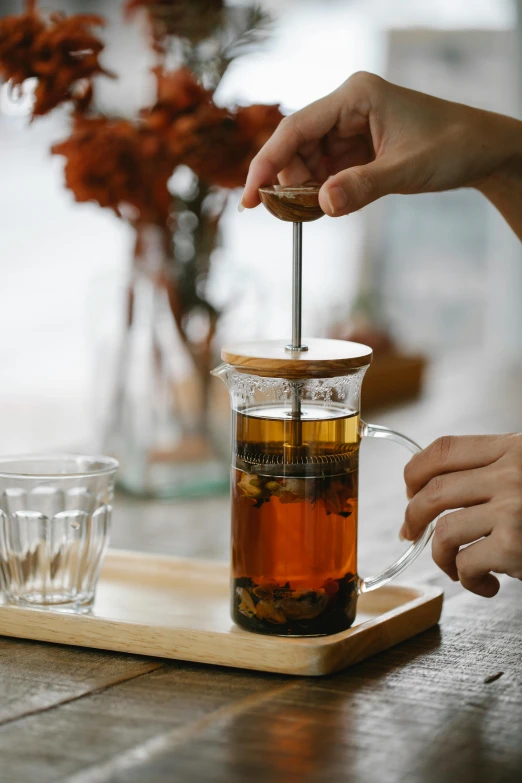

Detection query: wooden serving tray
xmin=0 ymin=550 xmax=443 ymax=676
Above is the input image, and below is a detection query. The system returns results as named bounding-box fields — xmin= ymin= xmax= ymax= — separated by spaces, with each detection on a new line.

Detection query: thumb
xmin=319 ymin=160 xmax=399 ymax=217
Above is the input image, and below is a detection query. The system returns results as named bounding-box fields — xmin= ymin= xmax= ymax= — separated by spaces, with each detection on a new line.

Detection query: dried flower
xmin=0 ymin=9 xmax=112 ymax=116
xmin=125 ymin=0 xmax=224 ymax=47
xmin=52 ymin=115 xmax=175 ymax=224
xmin=322 ymin=478 xmax=355 ymax=518
xmin=235 ymin=103 xmax=284 ymax=151
xmin=143 ymin=67 xmax=213 ymax=132
xmin=236 ymin=469 xmax=354 ymax=517
xmin=255 ymin=599 xmax=287 ymax=624
xmin=142 ymin=68 xmax=282 ymax=189
xmin=237 ymin=473 xmax=264 ymax=500
xmin=179 ymin=103 xmax=282 ymax=188
xmin=212 ymin=104 xmax=282 ymax=187
xmin=32 ymin=13 xmax=113 ymax=115
xmin=169 ymin=103 xmax=241 ymax=187
xmin=280 ymin=591 xmax=329 ymax=621
xmin=0 ymin=11 xmax=45 ymax=86
xmin=236 ymin=587 xmax=256 ymax=618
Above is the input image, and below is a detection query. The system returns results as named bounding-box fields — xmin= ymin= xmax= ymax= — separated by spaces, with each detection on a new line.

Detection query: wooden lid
xmin=221 ymin=338 xmax=372 ymax=379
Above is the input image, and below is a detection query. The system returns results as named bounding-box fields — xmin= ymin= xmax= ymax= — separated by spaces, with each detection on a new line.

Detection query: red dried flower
xmin=141 ymin=68 xmax=282 ymax=189
xmin=0 ymin=10 xmax=112 ymax=116
xmin=169 ymin=102 xmax=283 ymax=188
xmin=0 ymin=11 xmax=45 ymax=85
xmin=169 ymin=106 xmax=246 ymax=188
xmin=32 ymin=14 xmax=113 ymax=115
xmin=143 ymin=67 xmax=213 ymax=131
xmin=236 ymin=104 xmax=285 ymax=151
xmin=52 ymin=115 xmax=175 ymax=224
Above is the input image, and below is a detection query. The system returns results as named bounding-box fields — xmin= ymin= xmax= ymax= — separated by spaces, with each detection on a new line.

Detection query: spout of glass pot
xmin=210 ymin=362 xmax=230 ymax=386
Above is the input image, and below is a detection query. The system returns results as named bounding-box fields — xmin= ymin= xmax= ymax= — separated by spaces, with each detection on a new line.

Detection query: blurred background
xmin=1 ymin=0 xmax=521 ymax=500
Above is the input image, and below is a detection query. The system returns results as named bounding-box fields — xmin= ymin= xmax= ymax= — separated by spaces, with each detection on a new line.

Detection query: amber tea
xmin=231 ymin=404 xmax=360 ymax=636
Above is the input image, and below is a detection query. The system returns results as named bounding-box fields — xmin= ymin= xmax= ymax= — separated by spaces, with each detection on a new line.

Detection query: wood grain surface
xmin=221 ymin=337 xmax=372 ymax=377
xmin=0 ymin=551 xmax=443 ymax=676
xmin=1 ymin=355 xmax=521 ymax=783
xmin=0 ymin=579 xmax=520 ymax=783
xmin=258 ymin=185 xmax=324 ymax=222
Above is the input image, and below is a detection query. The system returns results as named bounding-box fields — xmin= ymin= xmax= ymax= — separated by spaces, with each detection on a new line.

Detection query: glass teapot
xmin=212 ymin=338 xmax=434 ymax=637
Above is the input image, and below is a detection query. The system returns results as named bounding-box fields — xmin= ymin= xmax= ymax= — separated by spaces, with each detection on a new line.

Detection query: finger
xmin=404 ymin=435 xmax=512 ymax=499
xmin=294 ymin=142 xmax=329 ymax=183
xmin=326 ymin=133 xmax=373 ymax=168
xmin=318 ymin=158 xmax=401 ymax=217
xmin=285 ymin=144 xmax=328 ymax=184
xmin=302 ymin=144 xmax=326 ymax=176
xmin=242 ymin=91 xmax=344 ymax=207
xmin=277 ymin=155 xmax=314 ymax=187
xmin=300 ymin=140 xmax=321 ymax=158
xmin=455 ymin=537 xmax=501 ymax=597
xmin=431 ymin=506 xmax=494 ymax=581
xmin=327 ymin=147 xmax=373 ymax=176
xmin=401 ymin=466 xmax=493 ymax=541
xmin=308 ymin=155 xmax=329 ymax=183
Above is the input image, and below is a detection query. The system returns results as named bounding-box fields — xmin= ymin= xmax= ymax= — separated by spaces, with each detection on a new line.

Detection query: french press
xmin=213 ymin=186 xmax=434 ymax=637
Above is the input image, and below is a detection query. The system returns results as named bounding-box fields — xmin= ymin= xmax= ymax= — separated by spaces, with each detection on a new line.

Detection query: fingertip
xmin=240 ymin=186 xmax=261 ymax=210
xmin=319 ymin=181 xmax=349 ymax=217
xmin=481 ymin=575 xmax=501 ymax=598
xmin=442 ymin=564 xmax=459 ymax=581
xmin=318 ymin=187 xmax=332 ymax=216
xmin=461 ymin=574 xmax=500 ymax=598
xmin=242 ymin=154 xmax=281 ymax=208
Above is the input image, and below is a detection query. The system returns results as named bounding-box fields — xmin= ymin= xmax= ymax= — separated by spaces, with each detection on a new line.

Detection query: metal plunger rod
xmin=257 ymin=185 xmax=323 ymax=453
xmin=291 ymin=380 xmax=302 ymax=425
xmin=290 ymin=222 xmax=304 ymax=446
xmin=291 ymin=221 xmax=303 ymax=350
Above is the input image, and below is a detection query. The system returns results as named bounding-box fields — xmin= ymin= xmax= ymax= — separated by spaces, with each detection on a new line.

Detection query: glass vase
xmin=103 ymin=226 xmax=229 ymax=499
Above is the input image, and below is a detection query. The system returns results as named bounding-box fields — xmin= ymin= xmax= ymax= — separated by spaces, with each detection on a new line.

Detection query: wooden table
xmin=1 ymin=355 xmax=522 ymax=783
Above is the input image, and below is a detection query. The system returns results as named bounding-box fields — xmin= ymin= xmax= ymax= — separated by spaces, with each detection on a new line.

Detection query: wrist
xmin=473 ymin=112 xmax=522 ymax=197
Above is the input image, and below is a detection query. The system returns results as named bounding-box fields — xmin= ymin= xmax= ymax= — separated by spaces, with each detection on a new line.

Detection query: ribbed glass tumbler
xmin=0 ymin=455 xmax=118 ymax=611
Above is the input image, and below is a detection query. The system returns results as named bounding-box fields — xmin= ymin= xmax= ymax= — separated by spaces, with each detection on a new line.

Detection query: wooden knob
xmin=258 ymin=185 xmax=324 ymax=222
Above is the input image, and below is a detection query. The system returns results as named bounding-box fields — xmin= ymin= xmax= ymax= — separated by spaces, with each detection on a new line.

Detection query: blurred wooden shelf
xmin=362 ymin=353 xmax=427 ymax=410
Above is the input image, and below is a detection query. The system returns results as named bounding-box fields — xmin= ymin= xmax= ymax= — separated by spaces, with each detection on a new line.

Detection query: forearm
xmin=474 ymin=115 xmax=522 ymax=241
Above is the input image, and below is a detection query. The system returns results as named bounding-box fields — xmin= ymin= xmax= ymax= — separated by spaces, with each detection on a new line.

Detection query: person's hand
xmin=401 ymin=434 xmax=522 ymax=597
xmin=241 ymin=71 xmax=522 ymax=219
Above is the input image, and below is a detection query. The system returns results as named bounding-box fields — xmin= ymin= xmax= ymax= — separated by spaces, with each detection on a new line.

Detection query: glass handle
xmin=357 ymin=420 xmax=435 ymax=594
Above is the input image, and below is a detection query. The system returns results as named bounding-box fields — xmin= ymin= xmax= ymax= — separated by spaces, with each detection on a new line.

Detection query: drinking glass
xmin=0 ymin=455 xmax=118 ymax=611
